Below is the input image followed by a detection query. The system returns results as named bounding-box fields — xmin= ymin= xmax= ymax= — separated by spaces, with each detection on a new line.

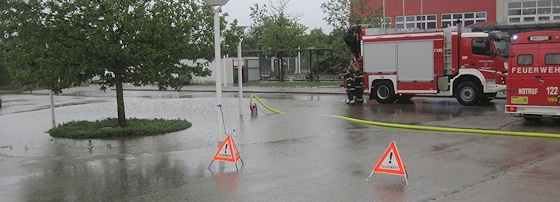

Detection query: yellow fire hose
xmin=249 ymin=93 xmax=559 ymax=138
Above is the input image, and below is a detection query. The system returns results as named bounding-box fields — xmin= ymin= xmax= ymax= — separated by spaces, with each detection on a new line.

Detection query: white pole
xmin=297 ymin=46 xmax=301 ymax=73
xmin=402 ymin=0 xmax=405 ymax=17
xmin=402 ymin=0 xmax=405 ymax=29
xmin=212 ymin=6 xmax=224 ymax=145
xmin=50 ymin=90 xmax=56 ymax=128
xmin=223 ymin=57 xmax=227 ymax=87
xmin=421 ymin=0 xmax=423 ymax=29
xmin=271 ymin=57 xmax=275 ymax=72
xmin=383 ymin=0 xmax=386 ymax=27
xmin=238 ymin=38 xmax=243 ymax=117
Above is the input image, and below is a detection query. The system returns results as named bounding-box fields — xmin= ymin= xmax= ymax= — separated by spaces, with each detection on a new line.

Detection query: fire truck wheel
xmin=480 ymin=93 xmax=497 ymax=103
xmin=456 ymin=81 xmax=481 ymax=106
xmin=398 ymin=94 xmax=414 ymax=101
xmin=373 ymin=81 xmax=396 ymax=104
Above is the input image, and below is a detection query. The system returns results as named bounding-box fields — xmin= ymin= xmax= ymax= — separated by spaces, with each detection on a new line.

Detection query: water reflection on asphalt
xmin=0 ymin=91 xmax=559 ymax=201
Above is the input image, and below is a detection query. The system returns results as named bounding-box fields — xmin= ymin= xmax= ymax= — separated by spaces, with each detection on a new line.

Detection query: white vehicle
xmin=90 ymin=70 xmax=114 ymax=83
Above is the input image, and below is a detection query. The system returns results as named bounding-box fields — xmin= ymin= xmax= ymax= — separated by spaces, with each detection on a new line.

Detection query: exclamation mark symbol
xmin=224 ymin=144 xmax=228 ymax=153
xmin=389 ymin=152 xmax=393 ymax=164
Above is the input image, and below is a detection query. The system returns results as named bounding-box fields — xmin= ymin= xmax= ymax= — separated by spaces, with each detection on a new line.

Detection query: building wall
xmin=363 ymin=0 xmax=560 ymax=30
xmin=180 ymin=59 xmax=234 ymax=85
xmin=366 ymin=0 xmax=496 ymax=28
xmin=499 ymin=0 xmax=560 ymax=25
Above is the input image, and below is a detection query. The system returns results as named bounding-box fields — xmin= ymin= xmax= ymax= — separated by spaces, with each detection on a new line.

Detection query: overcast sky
xmin=221 ymin=0 xmax=333 ymax=33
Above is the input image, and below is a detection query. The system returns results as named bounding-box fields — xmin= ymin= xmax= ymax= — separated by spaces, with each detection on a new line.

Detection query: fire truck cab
xmin=505 ymin=31 xmax=560 ymax=120
xmin=344 ymin=26 xmax=509 ymax=106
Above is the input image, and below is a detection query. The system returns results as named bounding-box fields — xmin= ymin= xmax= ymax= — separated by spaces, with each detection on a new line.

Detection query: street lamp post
xmin=237 ymin=26 xmax=246 ymax=117
xmin=237 ymin=37 xmax=244 ymax=117
xmin=203 ymin=0 xmax=229 ymax=146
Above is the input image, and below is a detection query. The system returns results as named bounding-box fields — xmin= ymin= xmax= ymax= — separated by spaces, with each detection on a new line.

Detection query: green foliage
xmin=0 ymin=0 xmax=240 ymax=127
xmin=303 ymin=28 xmax=330 ymax=48
xmin=0 ymin=46 xmax=10 ymax=86
xmin=321 ymin=0 xmax=384 ymax=30
xmin=320 ymin=0 xmax=384 ymax=71
xmin=249 ymin=0 xmax=307 ymax=81
xmin=47 ymin=118 xmax=192 ymax=139
xmin=249 ymin=1 xmax=306 ymax=57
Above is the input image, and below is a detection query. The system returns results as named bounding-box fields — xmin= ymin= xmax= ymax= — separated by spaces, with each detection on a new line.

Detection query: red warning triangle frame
xmin=373 ymin=141 xmax=406 ymax=176
xmin=212 ymin=135 xmax=242 ymax=163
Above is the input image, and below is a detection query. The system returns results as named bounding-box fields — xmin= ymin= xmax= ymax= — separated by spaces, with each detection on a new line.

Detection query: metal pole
xmin=213 ymin=6 xmax=224 ymax=145
xmin=382 ymin=0 xmax=386 ymax=27
xmin=238 ymin=38 xmax=243 ymax=117
xmin=297 ymin=46 xmax=301 ymax=73
xmin=421 ymin=0 xmax=423 ymax=29
xmin=223 ymin=58 xmax=227 ymax=87
xmin=402 ymin=0 xmax=405 ymax=17
xmin=50 ymin=90 xmax=56 ymax=128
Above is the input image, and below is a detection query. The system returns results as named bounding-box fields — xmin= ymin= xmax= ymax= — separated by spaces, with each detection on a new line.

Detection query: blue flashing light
xmin=512 ymin=35 xmax=518 ymax=41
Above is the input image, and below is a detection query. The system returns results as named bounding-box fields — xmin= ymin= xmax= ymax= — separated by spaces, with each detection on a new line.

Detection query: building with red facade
xmin=361 ymin=0 xmax=560 ymax=33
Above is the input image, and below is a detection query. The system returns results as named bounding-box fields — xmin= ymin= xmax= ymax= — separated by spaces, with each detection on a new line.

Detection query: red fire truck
xmin=505 ymin=31 xmax=560 ymax=120
xmin=344 ymin=25 xmax=509 ymax=106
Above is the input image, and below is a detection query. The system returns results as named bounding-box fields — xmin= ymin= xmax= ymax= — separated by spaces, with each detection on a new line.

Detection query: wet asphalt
xmin=1 ymin=84 xmax=559 ymax=201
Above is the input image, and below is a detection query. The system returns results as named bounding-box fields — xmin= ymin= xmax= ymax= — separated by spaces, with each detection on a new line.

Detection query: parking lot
xmin=1 ymin=85 xmax=559 ymax=201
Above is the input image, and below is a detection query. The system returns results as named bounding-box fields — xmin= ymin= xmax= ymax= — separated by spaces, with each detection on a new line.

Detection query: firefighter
xmin=354 ymin=63 xmax=364 ymax=104
xmin=344 ymin=66 xmax=356 ymax=104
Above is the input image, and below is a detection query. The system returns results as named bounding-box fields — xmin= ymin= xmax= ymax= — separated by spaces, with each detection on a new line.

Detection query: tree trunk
xmin=115 ymin=73 xmax=127 ymax=127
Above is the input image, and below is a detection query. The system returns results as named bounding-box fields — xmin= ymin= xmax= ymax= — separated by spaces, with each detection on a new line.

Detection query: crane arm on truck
xmin=343 ymin=26 xmax=362 ymax=61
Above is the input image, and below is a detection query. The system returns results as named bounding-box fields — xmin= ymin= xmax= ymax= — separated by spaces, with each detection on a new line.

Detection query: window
xmin=545 ymin=53 xmax=560 ymax=64
xmin=518 ymin=54 xmax=533 ymax=65
xmin=382 ymin=17 xmax=391 ymax=28
xmin=509 ymin=2 xmax=522 ymax=8
xmin=510 ymin=17 xmax=521 ymax=23
xmin=553 ymin=6 xmax=560 ymax=14
xmin=538 ymin=0 xmax=552 ymax=6
xmin=472 ymin=39 xmax=491 ymax=56
xmin=524 ymin=17 xmax=536 ymax=22
xmin=508 ymin=0 xmax=560 ymax=24
xmin=395 ymin=14 xmax=437 ymax=29
xmin=441 ymin=12 xmax=487 ymax=28
xmin=538 ymin=8 xmax=551 ymax=14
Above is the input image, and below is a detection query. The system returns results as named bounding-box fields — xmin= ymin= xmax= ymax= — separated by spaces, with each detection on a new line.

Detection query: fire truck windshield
xmin=493 ymin=38 xmax=509 ymax=58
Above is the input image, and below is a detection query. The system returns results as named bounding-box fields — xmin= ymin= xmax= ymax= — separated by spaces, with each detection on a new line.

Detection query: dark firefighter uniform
xmin=344 ymin=68 xmax=355 ymax=104
xmin=354 ymin=69 xmax=364 ymax=104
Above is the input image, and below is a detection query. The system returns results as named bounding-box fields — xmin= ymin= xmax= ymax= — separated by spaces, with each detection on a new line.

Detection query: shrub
xmin=47 ymin=118 xmax=192 ymax=138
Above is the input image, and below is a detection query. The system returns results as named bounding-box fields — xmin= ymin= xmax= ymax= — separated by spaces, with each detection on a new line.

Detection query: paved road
xmin=1 ymin=84 xmax=559 ymax=201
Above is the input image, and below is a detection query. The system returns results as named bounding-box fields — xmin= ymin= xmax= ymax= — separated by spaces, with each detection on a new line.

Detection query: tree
xmin=249 ymin=0 xmax=306 ymax=82
xmin=0 ymin=40 xmax=9 ymax=87
xmin=301 ymin=28 xmax=335 ymax=75
xmin=321 ymin=0 xmax=383 ymax=30
xmin=0 ymin=0 xmax=239 ymax=127
xmin=321 ymin=0 xmax=383 ymax=69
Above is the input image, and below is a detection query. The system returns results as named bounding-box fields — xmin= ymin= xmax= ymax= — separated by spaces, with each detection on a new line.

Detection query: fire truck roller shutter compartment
xmin=364 ymin=42 xmax=396 ymax=73
xmin=396 ymin=40 xmax=434 ymax=82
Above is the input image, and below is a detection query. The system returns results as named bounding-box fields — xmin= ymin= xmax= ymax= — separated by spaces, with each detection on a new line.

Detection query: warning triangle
xmin=373 ymin=141 xmax=406 ymax=176
xmin=212 ymin=136 xmax=242 ymax=163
